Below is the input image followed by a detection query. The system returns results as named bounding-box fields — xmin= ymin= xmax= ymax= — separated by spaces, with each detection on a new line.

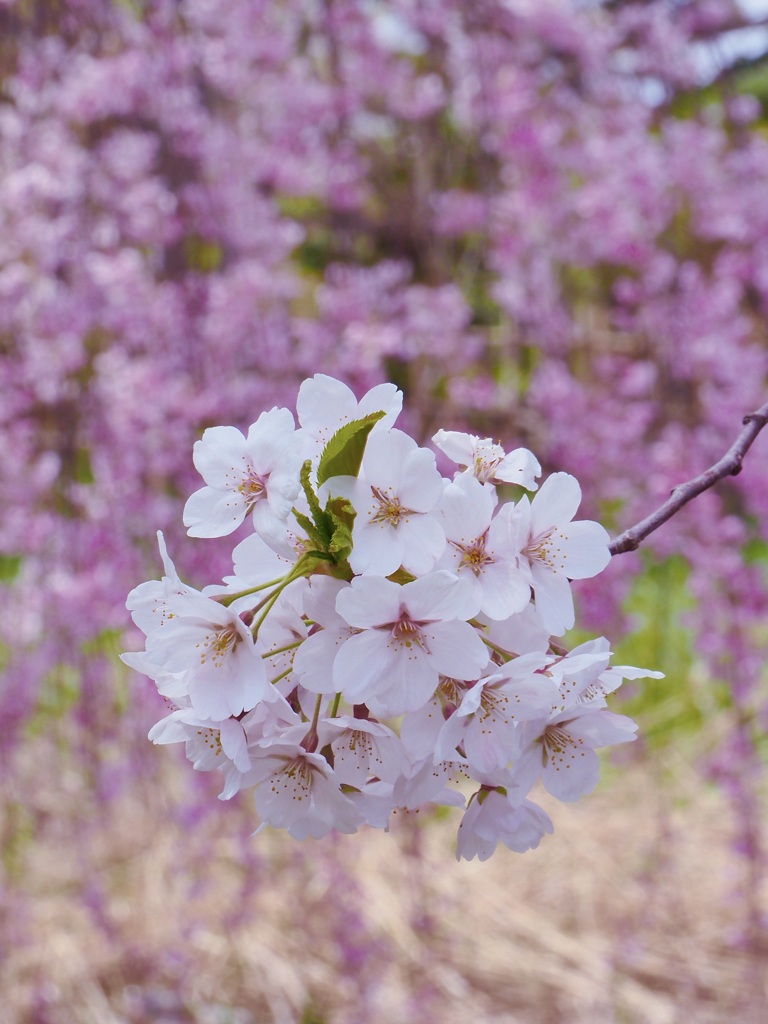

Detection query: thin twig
xmin=609 ymin=401 xmax=768 ymax=556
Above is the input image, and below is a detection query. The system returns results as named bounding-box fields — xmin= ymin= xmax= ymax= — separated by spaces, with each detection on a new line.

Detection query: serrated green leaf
xmin=329 ymin=521 xmax=354 ymax=561
xmin=316 ymin=412 xmax=385 ymax=487
xmin=299 ymin=460 xmax=337 ymax=549
xmin=326 ymin=495 xmax=356 ymax=562
xmin=293 ymin=508 xmax=324 ymax=550
xmin=300 ymin=460 xmax=323 ymax=521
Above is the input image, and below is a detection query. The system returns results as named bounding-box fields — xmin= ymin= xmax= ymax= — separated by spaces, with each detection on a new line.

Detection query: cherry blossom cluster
xmin=123 ymin=375 xmax=662 ymax=859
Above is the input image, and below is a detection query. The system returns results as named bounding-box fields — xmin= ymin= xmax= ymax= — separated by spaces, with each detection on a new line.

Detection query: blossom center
xmin=272 ymin=757 xmax=313 ymax=800
xmin=196 ymin=726 xmax=223 ymax=756
xmin=474 ymin=454 xmax=502 ymax=484
xmin=472 ymin=441 xmax=505 ymax=483
xmin=237 ymin=469 xmax=268 ymax=509
xmin=369 ymin=485 xmax=414 ymax=527
xmin=198 ymin=623 xmax=241 ymax=668
xmin=539 ymin=723 xmax=585 ymax=769
xmin=453 ymin=534 xmax=494 ymax=576
xmin=389 ymin=610 xmax=430 ymax=652
xmin=524 ymin=528 xmax=566 ymax=572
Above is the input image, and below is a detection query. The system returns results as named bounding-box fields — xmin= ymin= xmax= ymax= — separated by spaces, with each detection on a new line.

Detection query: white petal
xmin=556 ymin=521 xmax=611 ymax=579
xmin=245 ymin=407 xmax=297 ymax=469
xmin=361 ymin=429 xmax=416 ymax=492
xmin=335 ymin=575 xmax=401 ymax=629
xmin=477 ymin=564 xmax=531 ymax=620
xmin=398 ymin=447 xmax=445 ymax=510
xmin=399 ymin=515 xmax=446 ymax=575
xmin=530 ymin=473 xmax=582 ymax=535
xmin=426 ymin=621 xmax=489 ymax=680
xmin=495 ymin=448 xmax=542 ymax=489
xmin=231 ymin=532 xmax=293 ymax=583
xmin=432 ymin=429 xmax=475 ymax=466
xmin=297 ymin=375 xmax=356 ymax=436
xmin=184 ymin=486 xmax=247 ymax=537
xmin=439 ymin=475 xmax=494 ymax=540
xmin=332 ymin=630 xmax=390 ymax=703
xmin=367 ymin=646 xmax=439 ymax=715
xmin=293 ymin=630 xmax=346 ymax=694
xmin=403 ymin=571 xmax=479 ymax=622
xmin=530 ymin=567 xmax=574 ymax=635
xmin=349 ymin=519 xmax=403 ymax=577
xmin=357 ymin=382 xmax=403 ymax=429
xmin=192 ymin=426 xmax=249 ymax=487
xmin=542 ymin=745 xmax=601 ymax=802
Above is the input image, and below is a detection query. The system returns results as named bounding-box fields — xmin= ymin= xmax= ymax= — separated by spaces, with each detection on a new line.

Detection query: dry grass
xmin=3 ymin=734 xmax=768 ymax=1024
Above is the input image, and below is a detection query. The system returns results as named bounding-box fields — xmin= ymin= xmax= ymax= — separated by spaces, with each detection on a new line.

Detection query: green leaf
xmin=0 ymin=554 xmax=21 ymax=584
xmin=300 ymin=460 xmax=323 ymax=521
xmin=316 ymin=412 xmax=385 ymax=487
xmin=292 ymin=508 xmax=322 ymax=548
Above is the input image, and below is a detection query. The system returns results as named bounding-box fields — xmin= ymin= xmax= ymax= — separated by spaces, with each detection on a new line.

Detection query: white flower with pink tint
xmin=436 ymin=473 xmax=530 ymax=620
xmin=324 ymin=715 xmax=405 ymax=785
xmin=148 ymin=707 xmax=252 ymax=788
xmin=510 ymin=704 xmax=638 ymax=802
xmin=435 ymin=653 xmax=560 ymax=773
xmin=456 ymin=791 xmax=554 ymax=861
xmin=433 ymin=429 xmax=541 ymax=490
xmin=145 ymin=590 xmax=273 ymax=720
xmin=291 ymin=576 xmax=356 ymax=694
xmin=183 ymin=407 xmax=302 ymax=539
xmin=333 ymin=572 xmax=488 ymax=715
xmin=325 ymin=428 xmax=446 ymax=577
xmin=124 ymin=531 xmax=194 ymax=636
xmin=250 ymin=736 xmax=365 ymax=839
xmin=508 ymin=472 xmax=611 ymax=635
xmin=296 ymin=373 xmax=402 ymax=458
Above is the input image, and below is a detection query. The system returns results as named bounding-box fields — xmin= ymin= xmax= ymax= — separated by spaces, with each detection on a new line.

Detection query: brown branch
xmin=609 ymin=401 xmax=768 ymax=556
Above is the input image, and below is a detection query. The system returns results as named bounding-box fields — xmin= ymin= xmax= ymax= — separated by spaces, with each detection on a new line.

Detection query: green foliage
xmin=609 ymin=555 xmax=709 ymax=746
xmin=184 ymin=235 xmax=223 ymax=274
xmin=316 ymin=412 xmax=385 ymax=487
xmin=1 ymin=800 xmax=35 ymax=880
xmin=733 ymin=59 xmax=768 ymax=111
xmin=300 ymin=1006 xmax=326 ymax=1024
xmin=743 ymin=536 xmax=768 ymax=568
xmin=27 ymin=665 xmax=81 ymax=736
xmin=0 ymin=554 xmax=21 ymax=584
xmin=292 ymin=414 xmax=385 ymax=575
xmin=296 ymin=462 xmax=356 ymax=575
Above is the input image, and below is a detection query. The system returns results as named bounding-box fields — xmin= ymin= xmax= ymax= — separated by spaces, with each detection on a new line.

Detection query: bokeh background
xmin=3 ymin=1 xmax=768 ymax=1020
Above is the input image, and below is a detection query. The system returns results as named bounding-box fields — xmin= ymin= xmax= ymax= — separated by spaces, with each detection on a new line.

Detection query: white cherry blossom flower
xmin=507 ymin=472 xmax=611 ymax=635
xmin=456 ymin=791 xmax=554 ymax=861
xmin=510 ymin=705 xmax=638 ymax=802
xmin=145 ymin=590 xmax=273 ymax=720
xmin=148 ymin=707 xmax=253 ymax=797
xmin=324 ymin=715 xmax=405 ymax=785
xmin=333 ymin=572 xmax=489 ymax=716
xmin=292 ymin=576 xmax=356 ymax=694
xmin=183 ymin=407 xmax=302 ymax=539
xmin=393 ymin=757 xmax=469 ymax=810
xmin=250 ymin=736 xmax=365 ymax=839
xmin=436 ymin=473 xmax=530 ymax=620
xmin=435 ymin=653 xmax=560 ymax=773
xmin=324 ymin=428 xmax=446 ymax=577
xmin=125 ymin=531 xmax=194 ymax=636
xmin=296 ymin=373 xmax=402 ymax=458
xmin=433 ymin=429 xmax=541 ymax=490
